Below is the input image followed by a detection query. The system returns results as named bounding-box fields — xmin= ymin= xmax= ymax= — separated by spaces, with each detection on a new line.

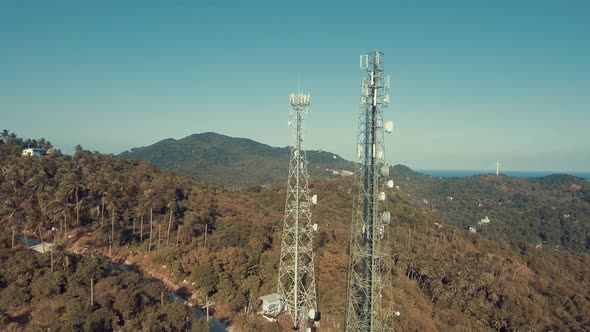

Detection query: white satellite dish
xmin=381 ymin=164 xmax=390 ymax=177
xmin=311 ymin=195 xmax=317 ymax=205
xmin=386 ymin=180 xmax=394 ymax=188
xmin=312 ymin=223 xmax=318 ymax=232
xmin=379 ymin=192 xmax=386 ymax=201
xmin=382 ymin=211 xmax=391 ymax=224
xmin=384 ymin=121 xmax=394 ymax=133
xmin=288 ymin=121 xmax=292 ymax=126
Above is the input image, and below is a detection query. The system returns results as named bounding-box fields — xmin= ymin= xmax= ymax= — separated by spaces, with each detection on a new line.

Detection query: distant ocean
xmin=417 ymin=169 xmax=590 ymax=180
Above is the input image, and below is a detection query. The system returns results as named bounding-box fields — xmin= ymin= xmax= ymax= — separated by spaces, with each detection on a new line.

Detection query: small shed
xmin=478 ymin=216 xmax=490 ymax=225
xmin=259 ymin=293 xmax=283 ymax=316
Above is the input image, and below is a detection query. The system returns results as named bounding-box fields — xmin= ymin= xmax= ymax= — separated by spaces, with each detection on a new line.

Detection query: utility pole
xmin=346 ymin=50 xmax=394 ymax=332
xmin=204 ymin=294 xmax=214 ymax=332
xmin=204 ymin=224 xmax=208 ymax=249
xmin=37 ymin=225 xmax=44 ymax=253
xmin=158 ymin=223 xmax=161 ymax=257
xmin=110 ymin=206 xmax=114 ymax=257
xmin=277 ymin=93 xmax=319 ymax=330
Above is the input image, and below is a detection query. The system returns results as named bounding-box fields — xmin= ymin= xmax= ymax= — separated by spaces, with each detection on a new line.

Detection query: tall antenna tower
xmin=277 ymin=93 xmax=319 ymax=330
xmin=346 ymin=50 xmax=394 ymax=332
xmin=496 ymin=160 xmax=501 ymax=176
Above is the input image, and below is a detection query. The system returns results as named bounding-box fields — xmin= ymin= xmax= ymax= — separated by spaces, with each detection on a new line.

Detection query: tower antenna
xmin=496 ymin=160 xmax=501 ymax=176
xmin=277 ymin=92 xmax=319 ymax=330
xmin=346 ymin=50 xmax=395 ymax=331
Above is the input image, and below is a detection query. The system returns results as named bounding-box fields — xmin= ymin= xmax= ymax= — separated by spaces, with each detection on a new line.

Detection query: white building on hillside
xmin=22 ymin=148 xmax=45 ymax=156
xmin=479 ymin=216 xmax=491 ymax=225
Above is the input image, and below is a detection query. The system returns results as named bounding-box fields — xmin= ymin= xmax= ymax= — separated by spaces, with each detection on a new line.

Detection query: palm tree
xmin=43 ymin=198 xmax=73 ymax=240
xmin=103 ymin=185 xmax=119 ymax=256
xmin=134 ymin=203 xmax=145 ymax=242
xmin=165 ymin=190 xmax=179 ymax=246
xmin=140 ymin=185 xmax=162 ymax=252
xmin=144 ymin=189 xmax=156 ymax=252
xmin=52 ymin=243 xmax=71 ymax=271
xmin=86 ymin=173 xmax=109 ymax=226
xmin=8 ymin=132 xmax=17 ymax=145
xmin=61 ymin=173 xmax=86 ymax=226
xmin=0 ymin=129 xmax=8 ymax=143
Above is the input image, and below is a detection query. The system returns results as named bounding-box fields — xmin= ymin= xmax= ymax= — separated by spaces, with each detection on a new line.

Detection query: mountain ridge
xmin=119 ymin=132 xmax=590 ymax=253
xmin=119 ymin=132 xmax=355 ymax=187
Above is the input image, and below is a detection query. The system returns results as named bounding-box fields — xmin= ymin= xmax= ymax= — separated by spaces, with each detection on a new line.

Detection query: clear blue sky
xmin=1 ymin=1 xmax=588 ymax=172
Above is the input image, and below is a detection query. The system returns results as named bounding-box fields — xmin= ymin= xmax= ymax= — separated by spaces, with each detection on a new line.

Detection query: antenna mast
xmin=346 ymin=50 xmax=394 ymax=332
xmin=278 ymin=93 xmax=319 ymax=330
xmin=496 ymin=160 xmax=501 ymax=176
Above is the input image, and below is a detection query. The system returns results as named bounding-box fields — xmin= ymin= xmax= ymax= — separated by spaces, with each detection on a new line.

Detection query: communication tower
xmin=346 ymin=51 xmax=395 ymax=331
xmin=277 ymin=93 xmax=320 ymax=330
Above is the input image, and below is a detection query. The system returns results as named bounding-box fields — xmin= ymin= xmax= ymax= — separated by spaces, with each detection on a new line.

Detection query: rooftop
xmin=259 ymin=293 xmax=282 ymax=303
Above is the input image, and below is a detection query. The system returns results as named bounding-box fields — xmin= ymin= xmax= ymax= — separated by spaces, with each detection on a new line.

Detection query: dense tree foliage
xmin=120 ymin=132 xmax=590 ymax=253
xmin=391 ymin=165 xmax=590 ymax=253
xmin=0 ymin=246 xmax=201 ymax=331
xmin=1 ymin=133 xmax=589 ymax=330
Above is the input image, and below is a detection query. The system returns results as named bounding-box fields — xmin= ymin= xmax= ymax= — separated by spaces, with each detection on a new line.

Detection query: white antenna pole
xmin=496 ymin=160 xmax=500 ymax=176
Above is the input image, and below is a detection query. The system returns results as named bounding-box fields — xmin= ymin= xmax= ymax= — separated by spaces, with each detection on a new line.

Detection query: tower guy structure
xmin=277 ymin=93 xmax=320 ymax=330
xmin=346 ymin=51 xmax=394 ymax=331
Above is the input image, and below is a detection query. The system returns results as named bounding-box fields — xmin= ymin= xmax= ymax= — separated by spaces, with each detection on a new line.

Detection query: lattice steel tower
xmin=346 ymin=51 xmax=394 ymax=332
xmin=278 ymin=93 xmax=319 ymax=331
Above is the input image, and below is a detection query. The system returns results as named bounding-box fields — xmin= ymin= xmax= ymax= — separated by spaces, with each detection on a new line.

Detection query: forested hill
xmin=390 ymin=165 xmax=590 ymax=253
xmin=1 ymin=135 xmax=589 ymax=330
xmin=118 ymin=132 xmax=589 ymax=253
xmin=119 ymin=132 xmax=355 ymax=187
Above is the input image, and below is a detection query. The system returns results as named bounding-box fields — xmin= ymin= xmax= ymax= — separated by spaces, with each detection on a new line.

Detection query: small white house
xmin=259 ymin=293 xmax=283 ymax=317
xmin=468 ymin=226 xmax=477 ymax=233
xmin=22 ymin=148 xmax=44 ymax=157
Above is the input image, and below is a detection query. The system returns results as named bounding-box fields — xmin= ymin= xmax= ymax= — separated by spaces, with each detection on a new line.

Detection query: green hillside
xmin=119 ymin=132 xmax=354 ymax=187
xmin=390 ymin=165 xmax=590 ymax=253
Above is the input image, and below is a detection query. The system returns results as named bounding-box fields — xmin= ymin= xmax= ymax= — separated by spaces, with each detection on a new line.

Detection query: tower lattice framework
xmin=277 ymin=93 xmax=318 ymax=331
xmin=346 ymin=51 xmax=394 ymax=332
